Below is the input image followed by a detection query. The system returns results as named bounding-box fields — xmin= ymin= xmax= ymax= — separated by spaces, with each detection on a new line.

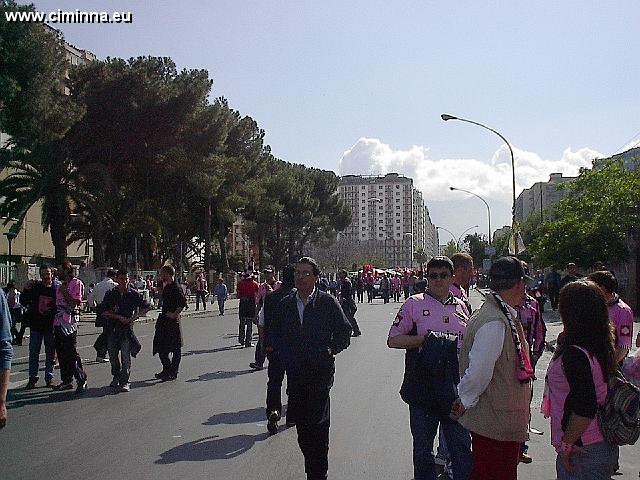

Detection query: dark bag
xmin=598 ymin=367 xmax=640 ymax=446
xmin=94 ymin=301 xmax=107 ymax=328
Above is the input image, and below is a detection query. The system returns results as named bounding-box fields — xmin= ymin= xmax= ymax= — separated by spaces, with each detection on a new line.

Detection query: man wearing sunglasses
xmin=271 ymin=257 xmax=352 ymax=480
xmin=388 ymin=256 xmax=472 ymax=480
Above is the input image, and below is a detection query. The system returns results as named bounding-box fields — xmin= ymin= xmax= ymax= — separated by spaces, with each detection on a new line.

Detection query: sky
xmin=32 ymin=0 xmax=640 ymax=240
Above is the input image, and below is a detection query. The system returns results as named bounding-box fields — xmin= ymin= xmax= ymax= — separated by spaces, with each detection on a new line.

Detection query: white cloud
xmin=339 ymin=137 xmax=603 ymax=204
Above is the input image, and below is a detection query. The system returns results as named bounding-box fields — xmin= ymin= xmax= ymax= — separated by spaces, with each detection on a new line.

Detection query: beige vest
xmin=459 ymin=294 xmax=531 ymax=442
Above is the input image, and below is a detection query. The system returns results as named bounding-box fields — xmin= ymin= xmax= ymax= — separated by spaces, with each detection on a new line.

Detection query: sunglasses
xmin=428 ymin=272 xmax=451 ymax=280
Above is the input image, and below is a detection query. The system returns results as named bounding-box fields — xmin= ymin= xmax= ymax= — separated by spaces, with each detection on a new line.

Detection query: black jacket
xmin=271 ymin=289 xmax=352 ymax=386
xmin=400 ymin=331 xmax=459 ymax=417
xmin=262 ymin=283 xmax=296 ymax=351
xmin=20 ymin=283 xmax=56 ymax=332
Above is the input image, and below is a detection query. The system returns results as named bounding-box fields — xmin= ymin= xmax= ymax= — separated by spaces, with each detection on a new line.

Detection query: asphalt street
xmin=1 ymin=291 xmax=638 ymax=480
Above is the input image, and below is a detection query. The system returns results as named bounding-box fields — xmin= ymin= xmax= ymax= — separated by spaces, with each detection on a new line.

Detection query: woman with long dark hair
xmin=542 ymin=280 xmax=617 ymax=479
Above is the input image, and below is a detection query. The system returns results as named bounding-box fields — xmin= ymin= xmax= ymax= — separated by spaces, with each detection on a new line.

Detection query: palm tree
xmin=0 ymin=141 xmax=93 ymax=263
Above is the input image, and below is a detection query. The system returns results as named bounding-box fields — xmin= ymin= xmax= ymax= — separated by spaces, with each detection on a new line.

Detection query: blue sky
xmin=35 ymin=0 xmax=640 ymax=238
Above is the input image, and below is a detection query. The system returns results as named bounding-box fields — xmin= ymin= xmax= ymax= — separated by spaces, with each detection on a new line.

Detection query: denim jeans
xmin=28 ymin=330 xmax=55 ymax=381
xmin=108 ymin=334 xmax=131 ymax=384
xmin=217 ymin=298 xmax=225 ymax=314
xmin=556 ymin=441 xmax=615 ymax=480
xmin=409 ymin=404 xmax=472 ymax=480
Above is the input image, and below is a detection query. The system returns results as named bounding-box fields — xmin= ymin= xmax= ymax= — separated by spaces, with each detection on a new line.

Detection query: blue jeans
xmin=409 ymin=404 xmax=472 ymax=480
xmin=28 ymin=330 xmax=55 ymax=381
xmin=108 ymin=334 xmax=131 ymax=384
xmin=556 ymin=441 xmax=615 ymax=480
xmin=217 ymin=298 xmax=225 ymax=314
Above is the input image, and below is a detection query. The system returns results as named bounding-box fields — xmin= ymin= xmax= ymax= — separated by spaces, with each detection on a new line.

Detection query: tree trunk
xmin=50 ymin=220 xmax=68 ymax=265
xmin=217 ymin=218 xmax=230 ymax=273
xmin=204 ymin=199 xmax=212 ymax=273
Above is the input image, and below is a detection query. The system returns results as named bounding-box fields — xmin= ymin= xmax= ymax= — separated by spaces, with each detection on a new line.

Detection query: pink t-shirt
xmin=545 ymin=346 xmax=607 ymax=449
xmin=54 ymin=277 xmax=84 ymax=333
xmin=388 ymin=292 xmax=469 ymax=350
xmin=256 ymin=280 xmax=281 ymax=307
xmin=608 ymin=297 xmax=634 ymax=349
xmin=449 ymin=283 xmax=471 ymax=316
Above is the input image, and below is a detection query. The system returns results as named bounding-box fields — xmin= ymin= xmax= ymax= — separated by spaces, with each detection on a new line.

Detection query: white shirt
xmin=457 ymin=295 xmax=516 ymax=409
xmin=295 ymin=288 xmax=317 ymax=324
xmin=257 ymin=305 xmax=265 ymax=327
xmin=93 ymin=277 xmax=117 ymax=304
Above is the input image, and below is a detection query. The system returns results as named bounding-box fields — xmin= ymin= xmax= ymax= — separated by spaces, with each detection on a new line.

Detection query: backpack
xmin=597 ymin=367 xmax=640 ymax=446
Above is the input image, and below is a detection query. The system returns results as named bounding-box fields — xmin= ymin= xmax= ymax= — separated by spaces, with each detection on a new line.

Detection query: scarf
xmin=492 ymin=292 xmax=535 ymax=384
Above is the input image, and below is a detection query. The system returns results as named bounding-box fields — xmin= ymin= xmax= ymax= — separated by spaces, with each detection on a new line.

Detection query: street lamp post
xmin=449 ymin=186 xmax=492 ymax=246
xmin=436 ymin=225 xmax=478 ymax=251
xmin=441 ymin=113 xmax=518 ymax=254
xmin=4 ymin=231 xmax=17 ymax=280
xmin=457 ymin=225 xmax=479 ymax=250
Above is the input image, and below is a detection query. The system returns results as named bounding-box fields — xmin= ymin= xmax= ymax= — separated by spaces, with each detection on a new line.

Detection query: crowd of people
xmin=1 ymin=253 xmax=640 ymax=480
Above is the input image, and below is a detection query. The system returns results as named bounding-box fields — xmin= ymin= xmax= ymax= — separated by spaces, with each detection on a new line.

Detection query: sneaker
xmin=110 ymin=377 xmax=120 ymax=389
xmin=76 ymin=379 xmax=88 ymax=394
xmin=249 ymin=362 xmax=264 ymax=370
xmin=519 ymin=452 xmax=533 ymax=464
xmin=267 ymin=410 xmax=280 ymax=435
xmin=54 ymin=382 xmax=73 ymax=391
xmin=95 ymin=356 xmax=109 ymax=363
xmin=119 ymin=383 xmax=131 ymax=392
xmin=45 ymin=379 xmax=58 ymax=388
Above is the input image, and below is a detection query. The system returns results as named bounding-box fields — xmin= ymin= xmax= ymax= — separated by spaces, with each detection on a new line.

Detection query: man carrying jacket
xmin=388 ymin=256 xmax=472 ymax=480
xmin=452 ymin=256 xmax=533 ymax=480
xmin=271 ymin=257 xmax=352 ymax=480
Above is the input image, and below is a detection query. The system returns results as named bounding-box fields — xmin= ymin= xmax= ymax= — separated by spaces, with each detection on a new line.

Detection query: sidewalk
xmin=78 ymin=297 xmax=241 ymax=324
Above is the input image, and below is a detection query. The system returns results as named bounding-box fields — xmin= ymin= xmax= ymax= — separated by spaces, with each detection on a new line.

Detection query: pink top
xmin=388 ymin=292 xmax=468 ymax=350
xmin=54 ymin=277 xmax=84 ymax=333
xmin=256 ymin=280 xmax=281 ymax=306
xmin=546 ymin=346 xmax=607 ymax=449
xmin=390 ymin=277 xmax=401 ymax=290
xmin=518 ymin=296 xmax=546 ymax=354
xmin=608 ymin=297 xmax=634 ymax=349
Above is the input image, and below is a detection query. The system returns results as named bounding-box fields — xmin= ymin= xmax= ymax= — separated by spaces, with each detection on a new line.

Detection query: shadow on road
xmin=203 ymin=406 xmax=266 ymax=426
xmin=185 ymin=369 xmax=258 ymax=382
xmin=7 ymin=384 xmax=117 ymax=409
xmin=155 ymin=433 xmax=269 ymax=464
xmin=182 ymin=345 xmax=241 ymax=356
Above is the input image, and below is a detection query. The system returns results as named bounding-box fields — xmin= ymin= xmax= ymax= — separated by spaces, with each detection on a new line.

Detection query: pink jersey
xmin=390 ymin=277 xmax=401 ymax=291
xmin=518 ymin=295 xmax=546 ymax=355
xmin=449 ymin=283 xmax=471 ymax=316
xmin=256 ymin=280 xmax=281 ymax=307
xmin=54 ymin=277 xmax=84 ymax=332
xmin=388 ymin=292 xmax=469 ymax=350
xmin=608 ymin=296 xmax=634 ymax=349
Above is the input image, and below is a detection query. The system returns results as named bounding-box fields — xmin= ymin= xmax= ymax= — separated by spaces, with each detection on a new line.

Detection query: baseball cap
xmin=490 ymin=256 xmax=533 ymax=281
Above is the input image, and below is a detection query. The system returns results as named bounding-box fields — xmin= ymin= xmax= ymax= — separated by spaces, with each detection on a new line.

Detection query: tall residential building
xmin=328 ymin=173 xmax=438 ymax=268
xmin=515 ymin=173 xmax=576 ymax=224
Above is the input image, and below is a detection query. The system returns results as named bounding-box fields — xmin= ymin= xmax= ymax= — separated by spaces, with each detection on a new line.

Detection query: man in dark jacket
xmin=153 ymin=265 xmax=187 ymax=381
xmin=102 ymin=270 xmax=150 ymax=392
xmin=271 ymin=257 xmax=352 ymax=480
xmin=23 ymin=264 xmax=57 ymax=389
xmin=261 ymin=264 xmax=296 ymax=434
xmin=338 ymin=269 xmax=361 ymax=337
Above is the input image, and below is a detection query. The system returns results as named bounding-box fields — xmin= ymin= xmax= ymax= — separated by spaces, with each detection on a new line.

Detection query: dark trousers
xmin=470 ymin=432 xmax=519 ymax=480
xmin=289 ymin=380 xmax=331 ymax=480
xmin=10 ymin=308 xmax=26 ymax=342
xmin=383 ymin=289 xmax=390 ymax=303
xmin=239 ymin=316 xmax=253 ymax=347
xmin=254 ymin=337 xmax=266 ymax=366
xmin=356 ymin=289 xmax=364 ymax=303
xmin=195 ymin=291 xmax=207 ymax=310
xmin=159 ymin=348 xmax=181 ymax=375
xmin=548 ymin=287 xmax=560 ymax=310
xmin=348 ymin=315 xmax=360 ymax=334
xmin=93 ymin=326 xmax=109 ymax=358
xmin=297 ymin=421 xmax=330 ymax=480
xmin=54 ymin=327 xmax=87 ymax=385
xmin=266 ymin=352 xmax=286 ymax=417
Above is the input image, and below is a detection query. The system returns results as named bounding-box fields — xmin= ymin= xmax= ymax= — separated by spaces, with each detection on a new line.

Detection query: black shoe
xmin=285 ymin=418 xmax=296 ymax=427
xmin=519 ymin=452 xmax=532 ymax=464
xmin=351 ymin=331 xmax=361 ymax=337
xmin=76 ymin=379 xmax=88 ymax=394
xmin=249 ymin=362 xmax=264 ymax=370
xmin=25 ymin=378 xmax=38 ymax=390
xmin=161 ymin=373 xmax=177 ymax=382
xmin=267 ymin=410 xmax=280 ymax=435
xmin=155 ymin=370 xmax=168 ymax=379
